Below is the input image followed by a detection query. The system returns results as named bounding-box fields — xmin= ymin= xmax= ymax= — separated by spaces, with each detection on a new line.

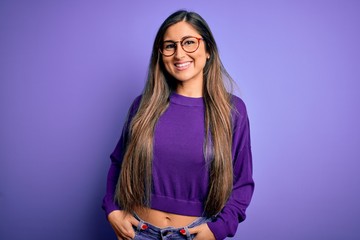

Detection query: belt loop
xmin=136 ymin=219 xmax=145 ymax=231
xmin=184 ymin=226 xmax=191 ymax=238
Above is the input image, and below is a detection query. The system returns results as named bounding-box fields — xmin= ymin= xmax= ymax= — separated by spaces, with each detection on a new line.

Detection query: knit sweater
xmin=102 ymin=92 xmax=254 ymax=240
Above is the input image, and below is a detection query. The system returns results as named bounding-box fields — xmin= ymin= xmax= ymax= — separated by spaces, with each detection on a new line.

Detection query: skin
xmin=108 ymin=210 xmax=139 ymax=240
xmin=161 ymin=21 xmax=214 ymax=239
xmin=108 ymin=21 xmax=215 ymax=240
xmin=162 ymin=21 xmax=210 ymax=97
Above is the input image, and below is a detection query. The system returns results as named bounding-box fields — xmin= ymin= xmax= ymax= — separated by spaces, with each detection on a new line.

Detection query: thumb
xmin=187 ymin=225 xmax=201 ymax=235
xmin=128 ymin=216 xmax=140 ymax=228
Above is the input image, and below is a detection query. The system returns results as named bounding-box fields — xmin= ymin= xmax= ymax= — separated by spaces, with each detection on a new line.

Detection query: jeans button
xmin=140 ymin=223 xmax=148 ymax=230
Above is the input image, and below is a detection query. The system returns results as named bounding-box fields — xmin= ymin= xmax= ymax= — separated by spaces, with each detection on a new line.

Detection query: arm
xmin=101 ymin=96 xmax=142 ymax=239
xmin=102 ymin=161 xmax=122 ymax=216
xmin=101 ymin=111 xmax=130 ymax=216
xmin=102 ymin=95 xmax=142 ymax=215
xmin=207 ymin=97 xmax=255 ymax=240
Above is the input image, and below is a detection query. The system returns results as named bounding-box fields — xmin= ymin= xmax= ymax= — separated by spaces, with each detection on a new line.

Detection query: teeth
xmin=175 ymin=62 xmax=190 ymax=68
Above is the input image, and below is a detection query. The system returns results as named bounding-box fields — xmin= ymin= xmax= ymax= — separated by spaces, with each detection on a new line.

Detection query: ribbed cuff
xmin=207 ymin=220 xmax=229 ymax=240
xmin=102 ymin=197 xmax=121 ymax=218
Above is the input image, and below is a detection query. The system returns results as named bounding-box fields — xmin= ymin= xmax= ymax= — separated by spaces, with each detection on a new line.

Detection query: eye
xmin=183 ymin=39 xmax=196 ymax=46
xmin=164 ymin=42 xmax=176 ymax=50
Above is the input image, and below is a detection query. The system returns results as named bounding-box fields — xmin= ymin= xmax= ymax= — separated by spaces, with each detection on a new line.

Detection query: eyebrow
xmin=163 ymin=35 xmax=200 ymax=42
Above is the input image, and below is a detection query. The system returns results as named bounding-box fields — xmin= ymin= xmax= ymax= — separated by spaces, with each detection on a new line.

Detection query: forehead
xmin=163 ymin=21 xmax=201 ymax=41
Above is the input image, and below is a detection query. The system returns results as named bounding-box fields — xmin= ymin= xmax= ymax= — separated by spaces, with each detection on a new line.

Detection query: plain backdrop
xmin=1 ymin=0 xmax=359 ymax=239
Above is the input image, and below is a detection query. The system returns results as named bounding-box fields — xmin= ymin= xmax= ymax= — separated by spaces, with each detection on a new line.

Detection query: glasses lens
xmin=181 ymin=37 xmax=199 ymax=53
xmin=161 ymin=41 xmax=176 ymax=56
xmin=160 ymin=37 xmax=200 ymax=56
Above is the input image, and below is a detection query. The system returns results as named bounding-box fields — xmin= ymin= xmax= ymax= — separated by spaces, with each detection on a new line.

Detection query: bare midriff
xmin=134 ymin=207 xmax=199 ymax=228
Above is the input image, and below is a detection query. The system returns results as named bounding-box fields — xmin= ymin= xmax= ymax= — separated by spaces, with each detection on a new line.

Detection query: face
xmin=161 ymin=21 xmax=209 ymax=86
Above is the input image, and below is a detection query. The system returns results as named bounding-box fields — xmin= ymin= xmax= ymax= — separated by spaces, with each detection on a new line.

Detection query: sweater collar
xmin=170 ymin=92 xmax=204 ymax=107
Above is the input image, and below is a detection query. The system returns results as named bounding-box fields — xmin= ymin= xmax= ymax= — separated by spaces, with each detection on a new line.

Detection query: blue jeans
xmin=132 ymin=213 xmax=213 ymax=240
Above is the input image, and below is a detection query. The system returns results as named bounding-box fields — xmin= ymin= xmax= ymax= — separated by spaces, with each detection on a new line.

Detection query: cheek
xmin=162 ymin=57 xmax=172 ymax=72
xmin=194 ymin=48 xmax=208 ymax=67
xmin=194 ymin=54 xmax=207 ymax=68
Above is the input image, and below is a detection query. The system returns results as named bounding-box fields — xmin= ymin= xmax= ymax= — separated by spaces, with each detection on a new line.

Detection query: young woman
xmin=102 ymin=10 xmax=254 ymax=240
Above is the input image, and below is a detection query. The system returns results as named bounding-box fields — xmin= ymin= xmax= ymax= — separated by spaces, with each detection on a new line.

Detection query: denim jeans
xmin=132 ymin=213 xmax=212 ymax=240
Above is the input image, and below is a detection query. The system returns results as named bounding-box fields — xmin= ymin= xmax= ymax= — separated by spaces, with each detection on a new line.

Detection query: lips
xmin=174 ymin=61 xmax=192 ymax=71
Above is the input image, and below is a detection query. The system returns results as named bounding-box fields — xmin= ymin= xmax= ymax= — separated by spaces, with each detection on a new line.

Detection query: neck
xmin=176 ymin=80 xmax=203 ymax=98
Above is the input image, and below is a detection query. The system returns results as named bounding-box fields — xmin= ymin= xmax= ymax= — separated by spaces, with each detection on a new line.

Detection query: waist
xmin=150 ymin=193 xmax=205 ymax=216
xmin=134 ymin=207 xmax=199 ymax=228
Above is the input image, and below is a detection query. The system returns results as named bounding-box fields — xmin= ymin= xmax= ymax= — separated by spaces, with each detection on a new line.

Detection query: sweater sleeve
xmin=101 ymin=95 xmax=142 ymax=217
xmin=207 ymin=96 xmax=255 ymax=240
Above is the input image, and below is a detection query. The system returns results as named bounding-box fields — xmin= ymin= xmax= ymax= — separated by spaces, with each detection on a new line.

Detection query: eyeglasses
xmin=159 ymin=36 xmax=203 ymax=57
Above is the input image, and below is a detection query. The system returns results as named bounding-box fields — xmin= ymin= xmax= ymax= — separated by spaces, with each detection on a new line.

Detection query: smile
xmin=174 ymin=61 xmax=191 ymax=70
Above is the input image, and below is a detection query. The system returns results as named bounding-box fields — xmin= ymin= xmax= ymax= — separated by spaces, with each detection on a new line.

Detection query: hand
xmin=107 ymin=210 xmax=140 ymax=240
xmin=188 ymin=223 xmax=216 ymax=240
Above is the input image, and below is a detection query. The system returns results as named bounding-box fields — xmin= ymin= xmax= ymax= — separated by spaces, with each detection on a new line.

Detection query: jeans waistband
xmin=133 ymin=212 xmax=211 ymax=239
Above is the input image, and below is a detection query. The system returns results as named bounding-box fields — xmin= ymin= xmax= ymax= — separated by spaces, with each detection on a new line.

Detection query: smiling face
xmin=161 ymin=21 xmax=209 ymax=92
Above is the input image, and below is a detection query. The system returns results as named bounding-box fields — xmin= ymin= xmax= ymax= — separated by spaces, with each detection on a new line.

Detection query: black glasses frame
xmin=159 ymin=36 xmax=203 ymax=57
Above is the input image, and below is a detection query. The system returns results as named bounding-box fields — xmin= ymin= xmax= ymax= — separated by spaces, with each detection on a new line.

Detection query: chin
xmin=173 ymin=75 xmax=194 ymax=82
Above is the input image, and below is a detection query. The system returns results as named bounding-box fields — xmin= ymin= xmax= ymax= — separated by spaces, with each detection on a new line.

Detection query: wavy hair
xmin=116 ymin=10 xmax=235 ymax=217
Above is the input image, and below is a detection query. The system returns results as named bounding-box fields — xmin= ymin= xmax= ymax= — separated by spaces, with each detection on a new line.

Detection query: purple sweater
xmin=102 ymin=92 xmax=254 ymax=240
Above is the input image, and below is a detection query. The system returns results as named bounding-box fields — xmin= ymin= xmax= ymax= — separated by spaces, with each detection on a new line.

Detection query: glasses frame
xmin=159 ymin=36 xmax=203 ymax=57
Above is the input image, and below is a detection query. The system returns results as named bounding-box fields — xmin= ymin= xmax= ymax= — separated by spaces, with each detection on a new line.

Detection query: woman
xmin=102 ymin=10 xmax=254 ymax=240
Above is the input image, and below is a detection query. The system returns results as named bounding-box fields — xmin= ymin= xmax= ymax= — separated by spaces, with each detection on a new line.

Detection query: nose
xmin=174 ymin=43 xmax=186 ymax=59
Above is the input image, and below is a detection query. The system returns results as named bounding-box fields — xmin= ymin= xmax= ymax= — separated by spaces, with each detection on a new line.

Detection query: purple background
xmin=1 ymin=0 xmax=359 ymax=239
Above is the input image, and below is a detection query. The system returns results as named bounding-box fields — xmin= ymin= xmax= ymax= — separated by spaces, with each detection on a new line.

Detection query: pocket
xmin=132 ymin=226 xmax=139 ymax=238
xmin=189 ymin=233 xmax=196 ymax=240
xmin=133 ymin=229 xmax=148 ymax=240
xmin=132 ymin=233 xmax=139 ymax=240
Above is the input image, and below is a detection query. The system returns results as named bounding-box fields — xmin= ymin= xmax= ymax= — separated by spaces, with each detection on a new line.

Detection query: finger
xmin=186 ymin=225 xmax=200 ymax=235
xmin=117 ymin=219 xmax=136 ymax=237
xmin=128 ymin=215 xmax=140 ymax=227
xmin=122 ymin=228 xmax=136 ymax=239
xmin=116 ymin=234 xmax=128 ymax=240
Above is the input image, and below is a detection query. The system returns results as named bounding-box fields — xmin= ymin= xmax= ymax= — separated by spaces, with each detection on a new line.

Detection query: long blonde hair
xmin=116 ymin=10 xmax=235 ymax=217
